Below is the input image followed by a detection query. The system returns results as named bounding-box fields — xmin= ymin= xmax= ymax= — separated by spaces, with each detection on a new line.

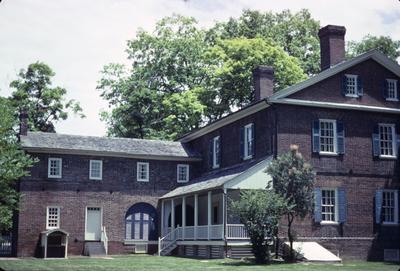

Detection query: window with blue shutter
xmin=208 ymin=139 xmax=213 ymax=168
xmin=250 ymin=123 xmax=255 ymax=156
xmin=314 ymin=188 xmax=322 ymax=223
xmin=383 ymin=79 xmax=388 ymax=99
xmin=239 ymin=127 xmax=244 ymax=160
xmin=338 ymin=188 xmax=347 ymax=223
xmin=375 ymin=189 xmax=383 ymax=224
xmin=337 ymin=121 xmax=345 ymax=154
xmin=341 ymin=75 xmax=347 ymax=96
xmin=211 ymin=136 xmax=220 ymax=169
xmin=357 ymin=76 xmax=363 ymax=96
xmin=372 ymin=125 xmax=380 ymax=157
xmin=397 ymin=134 xmax=400 ymax=157
xmin=343 ymin=74 xmax=360 ymax=97
xmin=312 ymin=120 xmax=320 ymax=153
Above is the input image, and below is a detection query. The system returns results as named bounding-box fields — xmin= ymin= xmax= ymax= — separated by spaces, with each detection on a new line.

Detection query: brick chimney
xmin=19 ymin=110 xmax=28 ymax=136
xmin=253 ymin=66 xmax=274 ymax=101
xmin=318 ymin=25 xmax=346 ymax=71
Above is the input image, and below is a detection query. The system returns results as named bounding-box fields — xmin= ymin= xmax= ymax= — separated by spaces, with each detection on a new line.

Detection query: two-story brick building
xmin=9 ymin=25 xmax=400 ymax=261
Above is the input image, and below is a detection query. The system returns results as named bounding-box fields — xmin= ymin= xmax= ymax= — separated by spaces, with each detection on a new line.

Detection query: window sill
xmin=48 ymin=175 xmax=62 ymax=179
xmin=320 ymin=221 xmax=340 ymax=225
xmin=89 ymin=178 xmax=102 ymax=181
xmin=345 ymin=94 xmax=359 ymax=98
xmin=385 ymin=98 xmax=399 ymax=102
xmin=378 ymin=155 xmax=397 ymax=160
xmin=243 ymin=155 xmax=253 ymax=161
xmin=382 ymin=222 xmax=399 ymax=226
xmin=212 ymin=165 xmax=220 ymax=170
xmin=177 ymin=180 xmax=189 ymax=183
xmin=137 ymin=179 xmax=149 ymax=182
xmin=319 ymin=152 xmax=339 ymax=157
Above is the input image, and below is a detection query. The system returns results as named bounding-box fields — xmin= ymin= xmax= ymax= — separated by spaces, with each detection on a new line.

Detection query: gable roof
xmin=160 ymin=156 xmax=272 ymax=199
xmin=21 ymin=132 xmax=201 ymax=161
xmin=270 ymin=49 xmax=400 ymax=101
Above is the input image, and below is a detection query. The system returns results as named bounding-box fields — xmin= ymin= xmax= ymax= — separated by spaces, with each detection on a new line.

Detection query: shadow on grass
xmin=220 ymin=258 xmax=288 ymax=267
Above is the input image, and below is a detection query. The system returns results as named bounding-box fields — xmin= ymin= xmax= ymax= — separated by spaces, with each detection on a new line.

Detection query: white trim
xmin=137 ymin=162 xmax=150 ymax=182
xmin=271 ymin=98 xmax=400 ymax=114
xmin=378 ymin=124 xmax=397 ymax=158
xmin=386 ymin=79 xmax=398 ymax=101
xmin=85 ymin=206 xmax=103 ymax=241
xmin=179 ymin=101 xmax=269 ymax=143
xmin=318 ymin=119 xmax=337 ymax=155
xmin=320 ymin=188 xmax=339 ymax=223
xmin=212 ymin=136 xmax=220 ymax=169
xmin=89 ymin=160 xmax=103 ymax=180
xmin=177 ymin=164 xmax=189 ymax=183
xmin=271 ymin=50 xmax=400 ymax=100
xmin=48 ymin=158 xmax=62 ymax=178
xmin=344 ymin=74 xmax=359 ymax=97
xmin=381 ymin=189 xmax=399 ymax=225
xmin=243 ymin=123 xmax=254 ymax=160
xmin=46 ymin=206 xmax=60 ymax=230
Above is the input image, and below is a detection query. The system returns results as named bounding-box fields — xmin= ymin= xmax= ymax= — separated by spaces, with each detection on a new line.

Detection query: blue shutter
xmin=250 ymin=123 xmax=255 ymax=156
xmin=240 ymin=127 xmax=244 ymax=159
xmin=375 ymin=189 xmax=383 ymax=224
xmin=357 ymin=76 xmax=363 ymax=96
xmin=314 ymin=188 xmax=322 ymax=223
xmin=337 ymin=121 xmax=345 ymax=154
xmin=398 ymin=190 xmax=400 ymax=224
xmin=216 ymin=137 xmax=221 ymax=167
xmin=312 ymin=120 xmax=320 ymax=153
xmin=396 ymin=134 xmax=400 ymax=157
xmin=372 ymin=125 xmax=380 ymax=157
xmin=209 ymin=139 xmax=213 ymax=168
xmin=383 ymin=80 xmax=388 ymax=99
xmin=341 ymin=75 xmax=347 ymax=96
xmin=338 ymin=188 xmax=347 ymax=223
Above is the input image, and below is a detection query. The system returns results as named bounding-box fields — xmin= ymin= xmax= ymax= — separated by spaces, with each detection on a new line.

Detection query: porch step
xmin=160 ymin=243 xmax=177 ymax=256
xmin=285 ymin=242 xmax=341 ymax=262
xmin=84 ymin=242 xmax=106 ymax=257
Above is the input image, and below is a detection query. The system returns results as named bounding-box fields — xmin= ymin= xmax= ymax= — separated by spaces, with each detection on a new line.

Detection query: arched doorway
xmin=125 ymin=203 xmax=158 ymax=241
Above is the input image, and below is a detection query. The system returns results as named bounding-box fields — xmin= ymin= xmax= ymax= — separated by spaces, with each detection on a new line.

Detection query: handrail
xmin=101 ymin=226 xmax=108 ymax=255
xmin=158 ymin=227 xmax=180 ymax=256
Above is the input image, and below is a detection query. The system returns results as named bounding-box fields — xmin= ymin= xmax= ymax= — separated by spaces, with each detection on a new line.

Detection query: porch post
xmin=182 ymin=196 xmax=186 ymax=240
xmin=207 ymin=191 xmax=212 ymax=240
xmin=171 ymin=199 xmax=175 ymax=231
xmin=194 ymin=194 xmax=198 ymax=240
xmin=161 ymin=200 xmax=165 ymax=237
xmin=222 ymin=190 xmax=226 ymax=240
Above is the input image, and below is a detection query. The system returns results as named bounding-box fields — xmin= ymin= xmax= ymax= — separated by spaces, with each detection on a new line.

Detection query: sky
xmin=0 ymin=0 xmax=399 ymax=136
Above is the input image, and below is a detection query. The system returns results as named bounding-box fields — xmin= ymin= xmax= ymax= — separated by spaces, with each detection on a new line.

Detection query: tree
xmin=0 ymin=98 xmax=36 ymax=232
xmin=266 ymin=145 xmax=316 ymax=262
xmin=203 ymin=37 xmax=306 ymax=120
xmin=231 ymin=190 xmax=287 ymax=264
xmin=9 ymin=62 xmax=85 ymax=133
xmin=347 ymin=35 xmax=400 ymax=61
xmin=208 ymin=9 xmax=321 ymax=75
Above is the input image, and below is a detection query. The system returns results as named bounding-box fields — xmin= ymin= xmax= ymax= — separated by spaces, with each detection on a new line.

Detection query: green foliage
xmin=0 ymin=98 xmax=36 ymax=231
xmin=204 ymin=37 xmax=306 ymax=119
xmin=347 ymin=35 xmax=400 ymax=61
xmin=9 ymin=62 xmax=85 ymax=133
xmin=208 ymin=9 xmax=321 ymax=75
xmin=231 ymin=190 xmax=287 ymax=264
xmin=266 ymin=145 xmax=316 ymax=261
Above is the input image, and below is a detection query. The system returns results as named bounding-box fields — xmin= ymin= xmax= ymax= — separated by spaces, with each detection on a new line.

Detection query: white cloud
xmin=0 ymin=0 xmax=399 ymax=136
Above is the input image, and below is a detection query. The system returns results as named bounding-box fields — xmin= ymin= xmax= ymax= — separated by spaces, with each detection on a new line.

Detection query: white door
xmin=85 ymin=207 xmax=102 ymax=241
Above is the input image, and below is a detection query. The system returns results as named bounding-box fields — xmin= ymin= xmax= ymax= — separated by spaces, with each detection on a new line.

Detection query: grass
xmin=0 ymin=255 xmax=398 ymax=271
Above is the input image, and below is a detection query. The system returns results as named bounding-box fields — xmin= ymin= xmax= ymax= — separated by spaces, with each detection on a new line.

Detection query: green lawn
xmin=0 ymin=255 xmax=398 ymax=271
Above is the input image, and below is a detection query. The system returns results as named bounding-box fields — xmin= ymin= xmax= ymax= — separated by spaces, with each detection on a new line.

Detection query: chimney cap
xmin=318 ymin=25 xmax=346 ymax=38
xmin=252 ymin=66 xmax=274 ymax=76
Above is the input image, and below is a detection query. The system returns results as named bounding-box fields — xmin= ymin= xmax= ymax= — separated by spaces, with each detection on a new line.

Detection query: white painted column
xmin=194 ymin=194 xmax=198 ymax=240
xmin=171 ymin=199 xmax=175 ymax=231
xmin=161 ymin=200 xmax=165 ymax=237
xmin=182 ymin=196 xmax=186 ymax=240
xmin=222 ymin=190 xmax=226 ymax=240
xmin=207 ymin=191 xmax=212 ymax=240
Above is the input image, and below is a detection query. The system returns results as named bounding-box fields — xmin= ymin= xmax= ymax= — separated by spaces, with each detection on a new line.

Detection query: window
xmin=243 ymin=123 xmax=254 ymax=159
xmin=344 ymin=74 xmax=358 ymax=97
xmin=177 ymin=164 xmax=189 ymax=183
xmin=137 ymin=162 xmax=149 ymax=182
xmin=48 ymin=158 xmax=62 ymax=178
xmin=319 ymin=120 xmax=337 ymax=154
xmin=46 ymin=206 xmax=60 ymax=229
xmin=386 ymin=79 xmax=398 ymax=101
xmin=382 ymin=190 xmax=398 ymax=224
xmin=212 ymin=136 xmax=220 ymax=169
xmin=321 ymin=189 xmax=337 ymax=222
xmin=125 ymin=203 xmax=157 ymax=241
xmin=379 ymin=124 xmax=396 ymax=157
xmin=89 ymin=160 xmax=103 ymax=180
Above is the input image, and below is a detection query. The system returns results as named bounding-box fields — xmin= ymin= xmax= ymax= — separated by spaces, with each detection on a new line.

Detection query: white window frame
xmin=137 ymin=162 xmax=149 ymax=182
xmin=321 ymin=188 xmax=339 ymax=224
xmin=378 ymin=123 xmax=397 ymax=158
xmin=382 ymin=190 xmax=399 ymax=225
xmin=212 ymin=136 xmax=220 ymax=169
xmin=386 ymin=79 xmax=398 ymax=101
xmin=345 ymin=74 xmax=359 ymax=98
xmin=46 ymin=206 xmax=60 ymax=229
xmin=319 ymin=119 xmax=337 ymax=155
xmin=48 ymin=158 xmax=62 ymax=178
xmin=177 ymin=164 xmax=189 ymax=183
xmin=243 ymin=123 xmax=254 ymax=160
xmin=89 ymin=160 xmax=103 ymax=180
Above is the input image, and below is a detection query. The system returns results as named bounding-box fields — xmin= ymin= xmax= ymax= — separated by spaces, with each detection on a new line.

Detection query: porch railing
xmin=226 ymin=224 xmax=249 ymax=239
xmin=101 ymin=226 xmax=108 ymax=255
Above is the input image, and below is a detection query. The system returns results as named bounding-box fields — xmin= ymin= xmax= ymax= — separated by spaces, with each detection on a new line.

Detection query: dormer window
xmin=343 ymin=74 xmax=362 ymax=98
xmin=385 ymin=79 xmax=398 ymax=101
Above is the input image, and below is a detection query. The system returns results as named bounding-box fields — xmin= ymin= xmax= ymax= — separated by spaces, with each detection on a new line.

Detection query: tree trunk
xmin=287 ymin=213 xmax=295 ymax=262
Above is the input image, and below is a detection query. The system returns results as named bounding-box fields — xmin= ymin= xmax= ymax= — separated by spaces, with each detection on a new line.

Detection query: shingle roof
xmin=161 ymin=157 xmax=270 ymax=198
xmin=21 ymin=132 xmax=201 ymax=160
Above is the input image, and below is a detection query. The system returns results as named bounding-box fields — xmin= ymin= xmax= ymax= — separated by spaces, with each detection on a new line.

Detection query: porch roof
xmin=160 ymin=156 xmax=273 ymax=199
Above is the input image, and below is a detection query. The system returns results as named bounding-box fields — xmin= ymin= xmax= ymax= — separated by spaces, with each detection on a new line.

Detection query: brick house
xmin=9 ymin=25 xmax=400 ymax=260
